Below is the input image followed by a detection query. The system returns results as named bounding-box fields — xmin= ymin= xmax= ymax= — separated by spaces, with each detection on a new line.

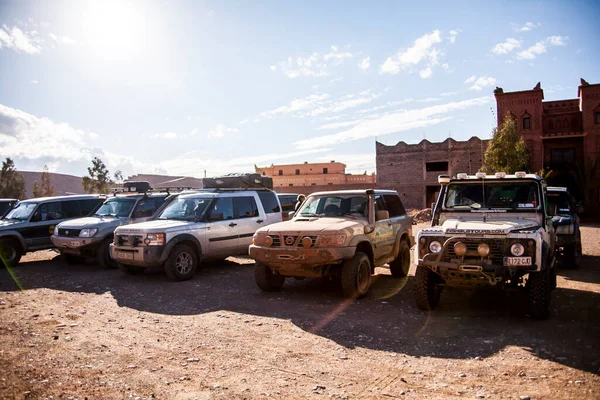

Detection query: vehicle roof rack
xmin=194 ymin=187 xmax=273 ymax=193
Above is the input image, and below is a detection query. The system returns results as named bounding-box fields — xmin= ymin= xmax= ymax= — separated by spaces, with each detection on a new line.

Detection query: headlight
xmin=79 ymin=228 xmax=98 ymax=238
xmin=453 ymin=242 xmax=467 ymax=256
xmin=53 ymin=226 xmax=58 ymax=236
xmin=429 ymin=240 xmax=442 ymax=253
xmin=317 ymin=234 xmax=346 ymax=247
xmin=478 ymin=243 xmax=490 ymax=257
xmin=510 ymin=243 xmax=525 ymax=256
xmin=144 ymin=233 xmax=165 ymax=246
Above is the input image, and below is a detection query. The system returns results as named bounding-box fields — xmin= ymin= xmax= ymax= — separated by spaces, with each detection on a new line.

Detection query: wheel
xmin=118 ymin=262 xmax=145 ymax=275
xmin=63 ymin=253 xmax=87 ymax=265
xmin=0 ymin=239 xmax=22 ymax=267
xmin=341 ymin=252 xmax=372 ymax=299
xmin=563 ymin=242 xmax=581 ymax=269
xmin=527 ymin=269 xmax=551 ymax=319
xmin=415 ymin=266 xmax=442 ymax=310
xmin=254 ymin=261 xmax=285 ymax=292
xmin=389 ymin=240 xmax=411 ymax=277
xmin=164 ymin=244 xmax=198 ymax=281
xmin=97 ymin=238 xmax=117 ymax=269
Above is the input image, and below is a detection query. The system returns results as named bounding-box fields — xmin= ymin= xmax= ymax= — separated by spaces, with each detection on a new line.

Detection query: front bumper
xmin=51 ymin=235 xmax=102 ymax=256
xmin=249 ymin=245 xmax=355 ymax=277
xmin=110 ymin=244 xmax=165 ymax=268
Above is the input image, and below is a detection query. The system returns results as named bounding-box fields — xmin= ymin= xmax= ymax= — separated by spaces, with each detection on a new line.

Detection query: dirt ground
xmin=1 ymin=223 xmax=599 ymax=400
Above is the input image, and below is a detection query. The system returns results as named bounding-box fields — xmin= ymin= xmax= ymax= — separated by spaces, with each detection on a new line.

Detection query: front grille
xmin=268 ymin=235 xmax=281 ymax=247
xmin=440 ymin=238 xmax=504 ymax=265
xmin=267 ymin=234 xmax=317 ymax=248
xmin=116 ymin=234 xmax=144 ymax=247
xmin=58 ymin=228 xmax=81 ymax=237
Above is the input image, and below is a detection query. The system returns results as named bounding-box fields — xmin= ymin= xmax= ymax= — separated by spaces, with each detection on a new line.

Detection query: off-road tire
xmin=341 ymin=252 xmax=372 ymax=299
xmin=254 ymin=261 xmax=285 ymax=292
xmin=164 ymin=244 xmax=198 ymax=281
xmin=0 ymin=239 xmax=22 ymax=267
xmin=63 ymin=253 xmax=87 ymax=265
xmin=118 ymin=262 xmax=145 ymax=275
xmin=389 ymin=240 xmax=411 ymax=277
xmin=96 ymin=238 xmax=118 ymax=269
xmin=563 ymin=242 xmax=581 ymax=269
xmin=527 ymin=269 xmax=551 ymax=319
xmin=415 ymin=266 xmax=442 ymax=311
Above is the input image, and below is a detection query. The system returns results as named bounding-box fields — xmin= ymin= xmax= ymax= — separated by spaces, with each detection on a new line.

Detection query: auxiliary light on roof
xmin=438 ymin=175 xmax=451 ymax=184
xmin=475 ymin=172 xmax=486 ymax=179
xmin=515 ymin=171 xmax=527 ymax=178
xmin=495 ymin=172 xmax=506 ymax=178
xmin=456 ymin=173 xmax=468 ymax=179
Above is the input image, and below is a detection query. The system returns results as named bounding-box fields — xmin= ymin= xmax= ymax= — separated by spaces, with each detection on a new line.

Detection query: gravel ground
xmin=1 ymin=223 xmax=599 ymax=399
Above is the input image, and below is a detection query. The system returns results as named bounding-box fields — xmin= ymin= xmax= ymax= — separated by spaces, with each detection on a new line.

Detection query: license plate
xmin=117 ymin=252 xmax=134 ymax=260
xmin=503 ymin=256 xmax=532 ymax=266
xmin=70 ymin=240 xmax=80 ymax=247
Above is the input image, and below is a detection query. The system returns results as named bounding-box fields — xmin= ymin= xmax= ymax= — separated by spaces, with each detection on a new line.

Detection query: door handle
xmin=256 ymin=220 xmax=264 ymax=224
xmin=229 ymin=222 xmax=237 ymax=227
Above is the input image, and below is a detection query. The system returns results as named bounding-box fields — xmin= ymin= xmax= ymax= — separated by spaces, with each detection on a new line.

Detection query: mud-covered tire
xmin=563 ymin=242 xmax=581 ymax=269
xmin=118 ymin=262 xmax=145 ymax=275
xmin=389 ymin=240 xmax=411 ymax=277
xmin=341 ymin=252 xmax=372 ymax=299
xmin=63 ymin=253 xmax=87 ymax=265
xmin=254 ymin=261 xmax=285 ymax=292
xmin=164 ymin=244 xmax=198 ymax=281
xmin=97 ymin=238 xmax=118 ymax=269
xmin=0 ymin=239 xmax=22 ymax=267
xmin=415 ymin=266 xmax=442 ymax=311
xmin=527 ymin=269 xmax=551 ymax=319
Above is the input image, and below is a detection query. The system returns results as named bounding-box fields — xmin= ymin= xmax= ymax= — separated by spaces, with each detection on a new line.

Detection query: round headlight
xmin=511 ymin=243 xmax=525 ymax=256
xmin=453 ymin=242 xmax=467 ymax=256
xmin=144 ymin=238 xmax=151 ymax=245
xmin=478 ymin=243 xmax=490 ymax=257
xmin=429 ymin=240 xmax=442 ymax=253
xmin=264 ymin=235 xmax=273 ymax=247
xmin=301 ymin=236 xmax=313 ymax=248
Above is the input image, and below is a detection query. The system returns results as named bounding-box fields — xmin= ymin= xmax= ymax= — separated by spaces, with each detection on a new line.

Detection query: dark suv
xmin=548 ymin=186 xmax=582 ymax=268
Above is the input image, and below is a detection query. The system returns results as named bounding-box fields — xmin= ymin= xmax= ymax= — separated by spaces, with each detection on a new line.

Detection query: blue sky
xmin=0 ymin=0 xmax=599 ymax=179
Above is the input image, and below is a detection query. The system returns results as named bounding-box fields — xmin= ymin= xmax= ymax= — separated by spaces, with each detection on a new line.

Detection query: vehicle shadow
xmin=2 ymin=256 xmax=599 ymax=375
xmin=556 ymin=254 xmax=600 ymax=284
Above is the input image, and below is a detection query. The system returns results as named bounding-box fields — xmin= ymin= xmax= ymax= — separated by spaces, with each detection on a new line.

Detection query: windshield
xmin=158 ymin=197 xmax=212 ymax=221
xmin=298 ymin=195 xmax=367 ymax=217
xmin=5 ymin=202 xmax=38 ymax=220
xmin=444 ymin=181 xmax=541 ymax=211
xmin=95 ymin=198 xmax=136 ymax=217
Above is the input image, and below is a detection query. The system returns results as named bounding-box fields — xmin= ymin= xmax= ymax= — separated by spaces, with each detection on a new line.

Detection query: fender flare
xmin=160 ymin=234 xmax=202 ymax=263
xmin=0 ymin=231 xmax=26 ymax=252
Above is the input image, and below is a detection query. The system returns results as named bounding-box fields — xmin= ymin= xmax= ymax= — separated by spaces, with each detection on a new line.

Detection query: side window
xmin=34 ymin=202 xmax=63 ymax=221
xmin=235 ymin=197 xmax=259 ymax=219
xmin=374 ymin=195 xmax=387 ymax=212
xmin=257 ymin=191 xmax=281 ymax=213
xmin=133 ymin=199 xmax=156 ymax=218
xmin=208 ymin=197 xmax=234 ymax=221
xmin=383 ymin=194 xmax=406 ymax=217
xmin=82 ymin=199 xmax=103 ymax=216
xmin=62 ymin=200 xmax=80 ymax=218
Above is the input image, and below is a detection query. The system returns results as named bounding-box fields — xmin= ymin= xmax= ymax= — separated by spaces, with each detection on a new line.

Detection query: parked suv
xmin=415 ymin=172 xmax=557 ymax=319
xmin=547 ymin=186 xmax=582 ymax=268
xmin=51 ymin=192 xmax=169 ymax=267
xmin=249 ymin=189 xmax=414 ymax=299
xmin=277 ymin=193 xmax=302 ymax=220
xmin=0 ymin=195 xmax=104 ymax=266
xmin=111 ymin=188 xmax=282 ymax=280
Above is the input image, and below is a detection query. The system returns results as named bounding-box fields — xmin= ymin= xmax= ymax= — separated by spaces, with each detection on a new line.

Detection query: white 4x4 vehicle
xmin=415 ymin=172 xmax=557 ymax=319
xmin=110 ymin=189 xmax=282 ymax=280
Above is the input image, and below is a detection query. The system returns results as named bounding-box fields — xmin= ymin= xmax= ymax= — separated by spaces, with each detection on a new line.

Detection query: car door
xmin=24 ymin=201 xmax=65 ymax=249
xmin=234 ymin=195 xmax=264 ymax=253
xmin=373 ymin=195 xmax=394 ymax=260
xmin=204 ymin=196 xmax=240 ymax=257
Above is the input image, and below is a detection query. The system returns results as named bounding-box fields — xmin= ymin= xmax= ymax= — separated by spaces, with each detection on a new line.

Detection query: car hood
xmin=57 ymin=216 xmax=126 ymax=229
xmin=115 ymin=219 xmax=192 ymax=233
xmin=422 ymin=218 xmax=540 ymax=235
xmin=261 ymin=217 xmax=365 ymax=235
xmin=0 ymin=219 xmax=26 ymax=230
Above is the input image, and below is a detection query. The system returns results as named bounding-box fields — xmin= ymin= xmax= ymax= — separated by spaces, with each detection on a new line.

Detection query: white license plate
xmin=70 ymin=240 xmax=80 ymax=247
xmin=117 ymin=252 xmax=134 ymax=260
xmin=503 ymin=256 xmax=532 ymax=266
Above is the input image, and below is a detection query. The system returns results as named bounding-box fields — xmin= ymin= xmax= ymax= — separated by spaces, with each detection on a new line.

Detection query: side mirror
xmin=288 ymin=211 xmax=295 ymax=219
xmin=376 ymin=210 xmax=389 ymax=221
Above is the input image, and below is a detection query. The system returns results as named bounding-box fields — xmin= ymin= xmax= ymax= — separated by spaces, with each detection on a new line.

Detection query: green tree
xmin=113 ymin=170 xmax=123 ymax=183
xmin=480 ymin=115 xmax=530 ymax=174
xmin=82 ymin=157 xmax=113 ymax=193
xmin=0 ymin=158 xmax=26 ymax=199
xmin=32 ymin=181 xmax=42 ymax=197
xmin=41 ymin=165 xmax=55 ymax=196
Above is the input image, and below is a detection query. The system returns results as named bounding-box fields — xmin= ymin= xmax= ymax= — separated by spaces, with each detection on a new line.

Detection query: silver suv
xmin=111 ymin=189 xmax=282 ymax=280
xmin=415 ymin=172 xmax=557 ymax=319
xmin=249 ymin=189 xmax=414 ymax=299
xmin=51 ymin=193 xmax=169 ymax=267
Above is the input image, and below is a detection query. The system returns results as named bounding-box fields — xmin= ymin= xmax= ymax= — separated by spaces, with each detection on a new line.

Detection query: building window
xmin=426 ymin=161 xmax=449 ymax=172
xmin=295 ymin=169 xmax=300 ymax=175
xmin=278 ymin=170 xmax=283 ymax=176
xmin=311 ymin=183 xmax=316 ymax=186
xmin=550 ymin=148 xmax=575 ymax=169
xmin=288 ymin=183 xmax=294 ymax=186
xmin=596 ymin=111 xmax=600 ymax=124
xmin=323 ymin=168 xmax=328 ymax=174
xmin=523 ymin=117 xmax=531 ymax=130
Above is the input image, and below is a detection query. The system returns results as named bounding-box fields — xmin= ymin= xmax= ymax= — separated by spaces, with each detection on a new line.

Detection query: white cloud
xmin=491 ymin=38 xmax=521 ymax=55
xmin=208 ymin=124 xmax=239 ymax=139
xmin=359 ymin=56 xmax=371 ymax=71
xmin=548 ymin=35 xmax=568 ymax=46
xmin=517 ymin=42 xmax=546 ymax=60
xmin=324 ymin=45 xmax=354 ymax=64
xmin=30 ymin=80 xmax=39 ymax=84
xmin=273 ymin=45 xmax=356 ymax=78
xmin=380 ymin=30 xmax=443 ymax=77
xmin=515 ymin=22 xmax=540 ymax=32
xmin=448 ymin=29 xmax=460 ymax=43
xmin=465 ymin=76 xmax=497 ymax=91
xmin=151 ymin=131 xmax=179 ymax=139
xmin=419 ymin=67 xmax=432 ymax=79
xmin=293 ymin=96 xmax=492 ymax=149
xmin=49 ymin=32 xmax=77 ymax=45
xmin=0 ymin=25 xmax=42 ymax=54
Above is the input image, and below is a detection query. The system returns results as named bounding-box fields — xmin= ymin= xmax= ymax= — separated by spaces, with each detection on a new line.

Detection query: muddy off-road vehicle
xmin=415 ymin=172 xmax=558 ymax=319
xmin=249 ymin=189 xmax=414 ymax=299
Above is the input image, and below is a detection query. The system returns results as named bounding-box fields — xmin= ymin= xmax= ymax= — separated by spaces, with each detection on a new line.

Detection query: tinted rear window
xmin=258 ymin=191 xmax=281 ymax=213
